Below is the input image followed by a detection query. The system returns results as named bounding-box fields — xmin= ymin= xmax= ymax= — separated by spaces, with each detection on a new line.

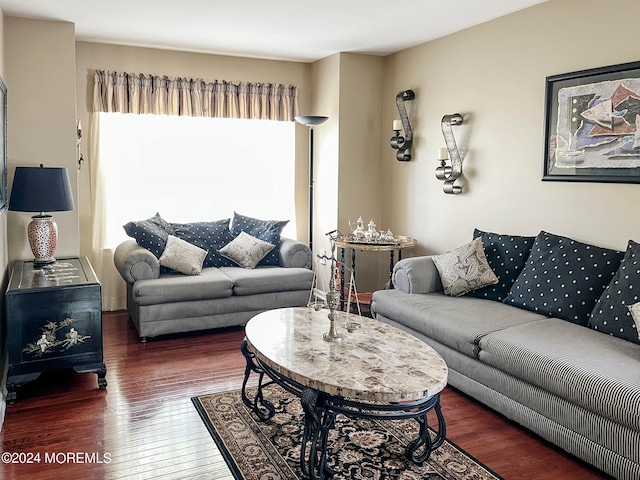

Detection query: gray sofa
xmin=114 ymin=238 xmax=314 ymax=341
xmin=371 ymin=235 xmax=640 ymax=480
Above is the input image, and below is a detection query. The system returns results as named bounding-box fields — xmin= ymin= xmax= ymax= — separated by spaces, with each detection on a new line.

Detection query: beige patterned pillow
xmin=432 ymin=237 xmax=499 ymax=296
xmin=219 ymin=231 xmax=275 ymax=269
xmin=628 ymin=303 xmax=640 ymax=341
xmin=159 ymin=235 xmax=207 ymax=275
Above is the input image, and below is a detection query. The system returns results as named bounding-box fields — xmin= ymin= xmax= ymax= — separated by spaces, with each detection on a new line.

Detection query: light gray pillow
xmin=628 ymin=303 xmax=640 ymax=341
xmin=219 ymin=231 xmax=275 ymax=269
xmin=432 ymin=237 xmax=499 ymax=296
xmin=159 ymin=235 xmax=207 ymax=275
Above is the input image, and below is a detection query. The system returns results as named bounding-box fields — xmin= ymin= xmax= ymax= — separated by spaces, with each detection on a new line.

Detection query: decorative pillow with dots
xmin=588 ymin=240 xmax=640 ymax=345
xmin=502 ymin=231 xmax=624 ymax=326
xmin=230 ymin=212 xmax=289 ymax=266
xmin=123 ymin=212 xmax=174 ymax=258
xmin=466 ymin=229 xmax=536 ymax=302
xmin=170 ymin=219 xmax=236 ymax=268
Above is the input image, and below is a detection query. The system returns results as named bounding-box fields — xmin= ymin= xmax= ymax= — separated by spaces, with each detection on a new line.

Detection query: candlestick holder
xmin=390 ymin=90 xmax=415 ymax=161
xmin=436 ymin=113 xmax=464 ymax=194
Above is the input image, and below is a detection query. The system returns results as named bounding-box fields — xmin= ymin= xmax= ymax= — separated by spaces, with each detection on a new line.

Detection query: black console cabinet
xmin=5 ymin=257 xmax=107 ymax=402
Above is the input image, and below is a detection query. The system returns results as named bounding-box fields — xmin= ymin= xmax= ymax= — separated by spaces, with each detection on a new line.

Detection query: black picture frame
xmin=543 ymin=60 xmax=640 ymax=183
xmin=0 ymin=75 xmax=6 ymax=212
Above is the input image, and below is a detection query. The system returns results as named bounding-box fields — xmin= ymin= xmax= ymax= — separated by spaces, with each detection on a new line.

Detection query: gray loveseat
xmin=114 ymin=237 xmax=314 ymax=341
xmin=371 ymin=230 xmax=640 ymax=480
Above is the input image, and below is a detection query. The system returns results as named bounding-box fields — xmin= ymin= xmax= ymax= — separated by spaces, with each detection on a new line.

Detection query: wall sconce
xmin=390 ymin=89 xmax=415 ymax=161
xmin=435 ymin=113 xmax=464 ymax=194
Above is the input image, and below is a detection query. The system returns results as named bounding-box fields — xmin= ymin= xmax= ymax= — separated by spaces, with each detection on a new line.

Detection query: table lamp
xmin=9 ymin=164 xmax=75 ymax=265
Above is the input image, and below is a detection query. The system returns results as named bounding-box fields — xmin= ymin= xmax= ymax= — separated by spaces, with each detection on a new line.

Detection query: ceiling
xmin=0 ymin=0 xmax=547 ymax=63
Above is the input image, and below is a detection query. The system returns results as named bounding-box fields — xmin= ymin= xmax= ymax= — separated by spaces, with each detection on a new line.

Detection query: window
xmin=98 ymin=113 xmax=296 ymax=248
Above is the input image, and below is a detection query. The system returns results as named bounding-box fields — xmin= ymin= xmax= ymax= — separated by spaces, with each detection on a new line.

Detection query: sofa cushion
xmin=467 ymin=229 xmax=535 ymax=302
xmin=171 ymin=219 xmax=235 ymax=268
xmin=230 ymin=212 xmax=288 ymax=266
xmin=220 ymin=266 xmax=314 ymax=296
xmin=132 ymin=267 xmax=234 ymax=305
xmin=478 ymin=318 xmax=640 ymax=430
xmin=219 ymin=231 xmax=275 ymax=269
xmin=589 ymin=239 xmax=640 ymax=344
xmin=370 ymin=289 xmax=545 ymax=358
xmin=503 ymin=231 xmax=623 ymax=326
xmin=159 ymin=235 xmax=207 ymax=275
xmin=123 ymin=212 xmax=174 ymax=258
xmin=432 ymin=237 xmax=498 ymax=296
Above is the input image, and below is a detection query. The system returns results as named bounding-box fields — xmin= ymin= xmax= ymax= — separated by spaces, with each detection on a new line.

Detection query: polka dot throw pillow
xmin=588 ymin=240 xmax=640 ymax=344
xmin=171 ymin=219 xmax=236 ymax=268
xmin=123 ymin=212 xmax=174 ymax=258
xmin=466 ymin=229 xmax=536 ymax=302
xmin=230 ymin=212 xmax=289 ymax=266
xmin=502 ymin=231 xmax=624 ymax=326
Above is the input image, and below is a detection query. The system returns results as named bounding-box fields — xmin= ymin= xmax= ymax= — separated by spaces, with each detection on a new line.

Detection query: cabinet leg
xmin=73 ymin=362 xmax=108 ymax=390
xmin=97 ymin=365 xmax=108 ymax=390
xmin=6 ymin=372 xmax=42 ymax=404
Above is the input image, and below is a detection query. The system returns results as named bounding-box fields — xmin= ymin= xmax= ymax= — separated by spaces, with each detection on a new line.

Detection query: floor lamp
xmin=295 ymin=115 xmax=328 ymax=253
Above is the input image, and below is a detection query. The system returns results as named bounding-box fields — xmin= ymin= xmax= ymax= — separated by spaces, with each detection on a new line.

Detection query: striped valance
xmin=92 ymin=70 xmax=299 ymax=121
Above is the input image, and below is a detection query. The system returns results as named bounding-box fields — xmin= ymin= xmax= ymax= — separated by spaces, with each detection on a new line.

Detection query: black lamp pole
xmin=295 ymin=116 xmax=328 ymax=253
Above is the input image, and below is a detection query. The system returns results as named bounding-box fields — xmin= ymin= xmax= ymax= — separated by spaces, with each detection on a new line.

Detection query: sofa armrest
xmin=114 ymin=240 xmax=161 ymax=284
xmin=392 ymin=256 xmax=443 ymax=294
xmin=279 ymin=237 xmax=312 ymax=269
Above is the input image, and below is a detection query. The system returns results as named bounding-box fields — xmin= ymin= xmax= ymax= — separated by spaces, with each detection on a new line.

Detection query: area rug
xmin=192 ymin=384 xmax=502 ymax=480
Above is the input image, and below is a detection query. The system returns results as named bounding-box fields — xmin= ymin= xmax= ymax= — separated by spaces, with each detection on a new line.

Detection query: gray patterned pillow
xmin=159 ymin=235 xmax=207 ymax=275
xmin=219 ymin=231 xmax=275 ymax=269
xmin=629 ymin=303 xmax=640 ymax=342
xmin=432 ymin=238 xmax=499 ymax=296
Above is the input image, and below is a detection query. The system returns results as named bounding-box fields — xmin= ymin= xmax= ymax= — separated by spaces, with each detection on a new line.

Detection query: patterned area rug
xmin=192 ymin=384 xmax=502 ymax=480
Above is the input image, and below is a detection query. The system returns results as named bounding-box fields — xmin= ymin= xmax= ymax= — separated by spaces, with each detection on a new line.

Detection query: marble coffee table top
xmin=244 ymin=307 xmax=448 ymax=403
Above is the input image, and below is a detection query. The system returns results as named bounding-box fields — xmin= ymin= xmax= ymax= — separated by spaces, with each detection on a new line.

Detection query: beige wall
xmin=382 ymin=0 xmax=640 ymax=258
xmin=336 ymin=53 xmax=385 ymax=289
xmin=311 ymin=54 xmax=340 ymax=284
xmin=310 ymin=53 xmax=385 ymax=292
xmin=74 ymin=42 xmax=312 ymax=254
xmin=5 ymin=17 xmax=79 ymax=263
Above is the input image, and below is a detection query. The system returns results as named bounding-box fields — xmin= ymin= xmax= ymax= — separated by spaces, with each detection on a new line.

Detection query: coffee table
xmin=241 ymin=307 xmax=448 ymax=480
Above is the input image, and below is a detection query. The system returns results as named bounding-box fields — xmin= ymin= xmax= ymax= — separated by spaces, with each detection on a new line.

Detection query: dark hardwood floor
xmin=0 ymin=311 xmax=611 ymax=479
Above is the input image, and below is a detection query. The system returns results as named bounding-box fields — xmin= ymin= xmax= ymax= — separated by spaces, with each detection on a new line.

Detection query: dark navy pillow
xmin=503 ymin=231 xmax=624 ymax=326
xmin=466 ymin=229 xmax=535 ymax=301
xmin=171 ymin=219 xmax=235 ymax=268
xmin=589 ymin=240 xmax=640 ymax=344
xmin=229 ymin=212 xmax=289 ymax=266
xmin=123 ymin=212 xmax=174 ymax=258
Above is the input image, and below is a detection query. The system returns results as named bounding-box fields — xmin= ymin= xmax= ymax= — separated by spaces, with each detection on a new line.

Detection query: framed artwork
xmin=543 ymin=60 xmax=640 ymax=183
xmin=0 ymin=75 xmax=5 ymax=212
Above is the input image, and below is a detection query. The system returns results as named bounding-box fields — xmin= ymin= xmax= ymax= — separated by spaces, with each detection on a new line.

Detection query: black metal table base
xmin=241 ymin=339 xmax=446 ymax=479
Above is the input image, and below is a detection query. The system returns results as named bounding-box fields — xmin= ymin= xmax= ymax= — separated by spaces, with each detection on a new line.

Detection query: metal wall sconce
xmin=436 ymin=113 xmax=464 ymax=194
xmin=390 ymin=90 xmax=415 ymax=161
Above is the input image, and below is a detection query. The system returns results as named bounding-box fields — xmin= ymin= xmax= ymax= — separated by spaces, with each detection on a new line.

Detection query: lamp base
xmin=28 ymin=215 xmax=58 ymax=265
